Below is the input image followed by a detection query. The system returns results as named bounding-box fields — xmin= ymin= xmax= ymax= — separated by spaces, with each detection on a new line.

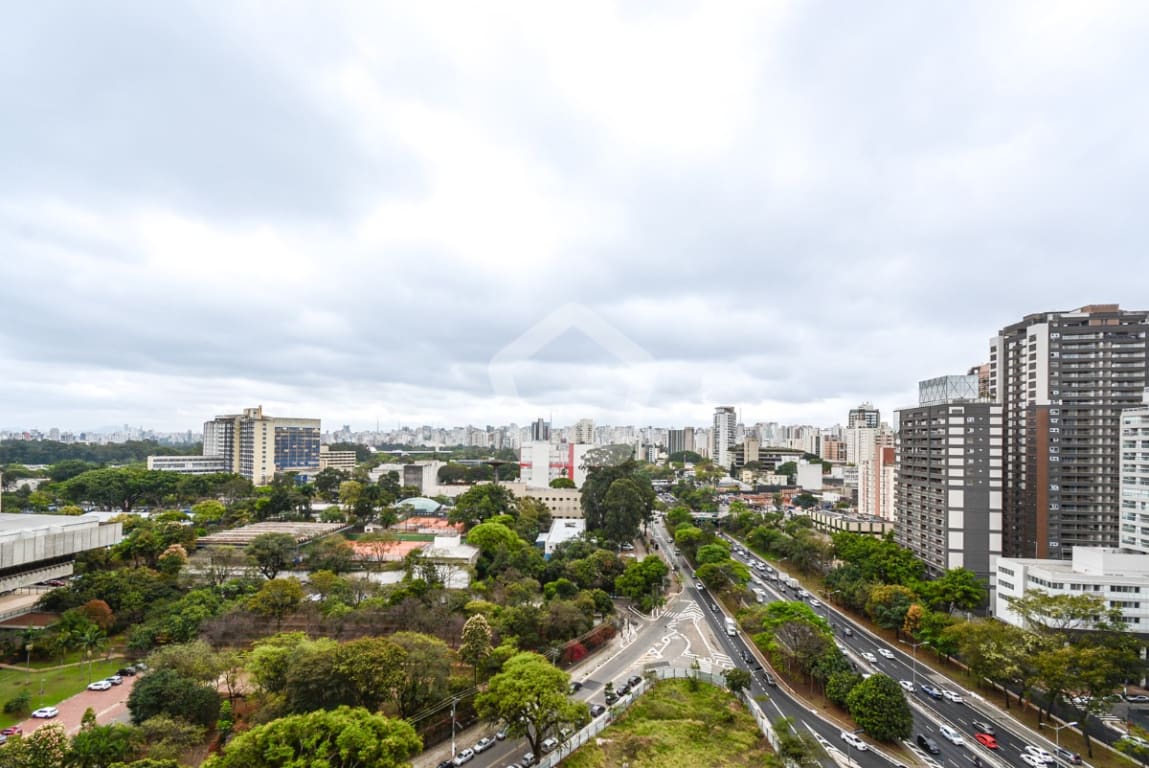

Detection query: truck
xmin=724 ymin=616 xmax=737 ymax=637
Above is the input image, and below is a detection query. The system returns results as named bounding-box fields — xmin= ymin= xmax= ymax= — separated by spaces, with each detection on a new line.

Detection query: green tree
xmin=68 ymin=723 xmax=138 ymax=768
xmin=549 ymin=477 xmax=576 ymax=489
xmin=135 ymin=715 xmax=205 ymax=763
xmin=246 ymin=532 xmax=298 ymax=580
xmin=333 ymin=637 xmax=407 ymax=713
xmin=63 ymin=467 xmax=179 ymax=514
xmin=450 ymin=483 xmax=517 ymax=528
xmin=190 ymin=500 xmax=226 ymax=527
xmin=74 ymin=625 xmax=107 ymax=684
xmin=145 ymin=639 xmax=227 ymax=683
xmin=601 ymin=477 xmax=648 ymax=544
xmin=770 ymin=717 xmax=823 ymax=768
xmin=825 ymin=670 xmax=863 ymax=706
xmin=305 ymin=535 xmax=355 ymax=574
xmin=248 ymin=578 xmax=304 ymax=629
xmin=203 ymin=706 xmax=421 ymax=768
xmin=460 ymin=614 xmax=493 ymax=684
xmin=127 ymin=668 xmax=221 ymax=728
xmin=723 ymin=667 xmax=752 ymax=695
xmin=865 ymin=584 xmax=916 ymax=639
xmin=476 ymin=652 xmax=589 ymax=757
xmin=389 ymin=632 xmax=455 ymax=719
xmin=0 ymin=723 xmax=71 ymax=768
xmin=923 ymin=567 xmax=987 ymax=614
xmin=845 ymin=675 xmax=912 ymax=742
xmin=614 ymin=556 xmax=669 ymax=611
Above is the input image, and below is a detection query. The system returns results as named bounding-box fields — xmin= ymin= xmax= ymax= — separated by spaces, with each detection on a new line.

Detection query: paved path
xmin=19 ymin=677 xmax=136 ymax=736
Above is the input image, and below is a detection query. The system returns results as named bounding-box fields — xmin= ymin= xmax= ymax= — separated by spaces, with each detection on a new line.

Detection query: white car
xmin=861 ymin=652 xmax=878 ymax=663
xmin=809 ymin=599 xmax=822 ymax=608
xmin=1020 ymin=754 xmax=1047 ymax=768
xmin=473 ymin=737 xmax=495 ymax=753
xmin=1024 ymin=746 xmax=1055 ymax=763
xmin=452 ymin=748 xmax=475 ymax=766
xmin=87 ymin=680 xmax=113 ymax=691
xmin=840 ymin=731 xmax=868 ymax=751
xmin=878 ymin=648 xmax=894 ymax=659
xmin=899 ymin=680 xmax=915 ymax=692
xmin=942 ymin=689 xmax=964 ymax=703
xmin=939 ymin=724 xmax=964 ymax=746
xmin=31 ymin=706 xmax=59 ymax=718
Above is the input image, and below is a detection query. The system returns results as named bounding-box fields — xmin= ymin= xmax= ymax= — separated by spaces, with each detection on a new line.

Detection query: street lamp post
xmin=899 ymin=640 xmax=927 ymax=685
xmin=1043 ymin=721 xmax=1078 ymax=752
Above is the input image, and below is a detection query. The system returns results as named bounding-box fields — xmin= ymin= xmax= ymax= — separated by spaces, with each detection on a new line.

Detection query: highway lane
xmin=723 ymin=534 xmax=1075 ymax=768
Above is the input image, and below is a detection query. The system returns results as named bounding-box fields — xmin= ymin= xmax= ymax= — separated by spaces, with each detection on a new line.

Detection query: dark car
xmin=616 ymin=682 xmax=631 ymax=696
xmin=569 ymin=681 xmax=583 ymax=693
xmin=590 ymin=703 xmax=606 ymax=717
xmin=604 ymin=690 xmax=618 ymax=705
xmin=918 ymin=735 xmax=941 ymax=755
xmin=436 ymin=761 xmax=454 ymax=768
xmin=117 ymin=667 xmax=137 ymax=677
xmin=627 ymin=674 xmax=643 ymax=688
xmin=710 ymin=602 xmax=719 ymax=612
xmin=1055 ymin=748 xmax=1083 ymax=765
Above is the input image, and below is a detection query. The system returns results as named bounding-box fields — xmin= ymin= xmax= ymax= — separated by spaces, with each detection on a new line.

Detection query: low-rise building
xmin=535 ymin=519 xmax=586 ymax=559
xmin=800 ymin=509 xmax=893 ymax=537
xmin=147 ymin=455 xmax=229 ymax=474
xmin=319 ymin=445 xmax=358 ymax=472
xmin=0 ymin=513 xmax=123 ymax=593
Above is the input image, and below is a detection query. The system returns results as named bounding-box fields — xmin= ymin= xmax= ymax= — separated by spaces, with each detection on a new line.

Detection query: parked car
xmin=899 ymin=680 xmax=915 ymax=692
xmin=117 ymin=666 xmax=137 ymax=676
xmin=590 ymin=704 xmax=606 ymax=717
xmin=87 ymin=680 xmax=113 ymax=691
xmin=942 ymin=689 xmax=964 ymax=704
xmin=917 ymin=735 xmax=941 ymax=755
xmin=1055 ymin=747 xmax=1082 ymax=765
xmin=473 ymin=737 xmax=494 ymax=753
xmin=975 ymin=733 xmax=999 ymax=749
xmin=105 ymin=674 xmax=123 ymax=685
xmin=569 ymin=681 xmax=582 ymax=693
xmin=495 ymin=727 xmax=508 ymax=740
xmin=520 ymin=753 xmax=536 ymax=767
xmin=541 ymin=737 xmax=559 ymax=753
xmin=627 ymin=674 xmax=643 ymax=688
xmin=31 ymin=707 xmax=59 ymax=719
xmin=1126 ymin=694 xmax=1149 ymax=704
xmin=971 ymin=720 xmax=996 ymax=735
xmin=939 ymin=724 xmax=964 ymax=746
xmin=436 ymin=761 xmax=454 ymax=768
xmin=861 ymin=652 xmax=878 ymax=663
xmin=840 ymin=731 xmax=868 ymax=751
xmin=451 ymin=748 xmax=475 ymax=766
xmin=878 ymin=648 xmax=894 ymax=659
xmin=604 ymin=690 xmax=618 ymax=704
xmin=0 ymin=727 xmax=22 ymax=737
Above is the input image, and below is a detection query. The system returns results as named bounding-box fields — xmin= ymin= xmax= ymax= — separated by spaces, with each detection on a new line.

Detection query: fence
xmin=539 ymin=665 xmax=782 ymax=768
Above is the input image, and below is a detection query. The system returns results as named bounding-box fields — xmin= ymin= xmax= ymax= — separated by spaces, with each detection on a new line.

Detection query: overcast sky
xmin=3 ymin=2 xmax=1149 ymax=435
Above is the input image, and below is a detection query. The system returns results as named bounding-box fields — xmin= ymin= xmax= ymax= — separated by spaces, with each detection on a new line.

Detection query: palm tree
xmin=74 ymin=626 xmax=107 ymax=684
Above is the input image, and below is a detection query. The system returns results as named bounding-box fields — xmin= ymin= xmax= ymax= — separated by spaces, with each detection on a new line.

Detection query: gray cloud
xmin=3 ymin=2 xmax=1149 ymax=432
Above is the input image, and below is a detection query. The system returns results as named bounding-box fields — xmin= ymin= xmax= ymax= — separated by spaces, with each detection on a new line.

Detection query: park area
xmin=0 ymin=658 xmax=125 ymax=729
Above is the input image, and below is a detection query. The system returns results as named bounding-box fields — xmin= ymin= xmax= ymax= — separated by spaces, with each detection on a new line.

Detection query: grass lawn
xmin=562 ymin=678 xmax=774 ymax=768
xmin=0 ymin=659 xmax=126 ymax=728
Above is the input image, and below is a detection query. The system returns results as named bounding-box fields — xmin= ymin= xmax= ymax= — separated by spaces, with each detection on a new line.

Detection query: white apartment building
xmin=995 ymin=547 xmax=1149 ymax=630
xmin=712 ymin=407 xmax=737 ymax=469
xmin=519 ymin=441 xmax=592 ymax=488
xmin=1121 ymin=393 xmax=1149 ymax=554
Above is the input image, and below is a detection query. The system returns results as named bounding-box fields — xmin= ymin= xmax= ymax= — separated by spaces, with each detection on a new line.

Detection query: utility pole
xmin=451 ymin=698 xmax=458 ymax=757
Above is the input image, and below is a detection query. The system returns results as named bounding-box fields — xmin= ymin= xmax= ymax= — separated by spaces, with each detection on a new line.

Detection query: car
xmin=590 ymin=703 xmax=606 ymax=717
xmin=134 ymin=662 xmax=148 ymax=671
xmin=569 ymin=681 xmax=583 ymax=693
xmin=809 ymin=599 xmax=822 ymax=608
xmin=840 ymin=731 xmax=868 ymax=751
xmin=452 ymin=748 xmax=475 ymax=766
xmin=604 ymin=690 xmax=618 ymax=704
xmin=920 ymin=683 xmax=943 ymax=699
xmin=87 ymin=679 xmax=113 ymax=691
xmin=505 ymin=764 xmax=523 ymax=768
xmin=917 ymin=735 xmax=941 ymax=754
xmin=0 ymin=727 xmax=22 ymax=737
xmin=628 ymin=674 xmax=643 ymax=687
xmin=541 ymin=737 xmax=559 ymax=753
xmin=974 ymin=733 xmax=999 ymax=749
xmin=1055 ymin=747 xmax=1083 ymax=765
xmin=878 ymin=648 xmax=895 ymax=659
xmin=105 ymin=674 xmax=123 ymax=685
xmin=117 ymin=666 xmax=137 ymax=676
xmin=939 ymin=724 xmax=964 ymax=746
xmin=496 ymin=727 xmax=508 ymax=740
xmin=942 ymin=689 xmax=964 ymax=703
xmin=900 ymin=680 xmax=915 ymax=692
xmin=1024 ymin=746 xmax=1054 ymax=764
xmin=436 ymin=761 xmax=454 ymax=768
xmin=32 ymin=706 xmax=59 ymax=718
xmin=1020 ymin=755 xmax=1047 ymax=768
xmin=473 ymin=737 xmax=495 ymax=753
xmin=710 ymin=602 xmax=719 ymax=612
xmin=971 ymin=720 xmax=996 ymax=735
xmin=620 ymin=543 xmax=635 ymax=550
xmin=695 ymin=581 xmax=704 ymax=590
xmin=521 ymin=753 xmax=536 ymax=767
xmin=763 ymin=672 xmax=777 ymax=686
xmin=1126 ymin=694 xmax=1149 ymax=703
xmin=861 ymin=652 xmax=878 ymax=663
xmin=843 ymin=627 xmax=854 ymax=637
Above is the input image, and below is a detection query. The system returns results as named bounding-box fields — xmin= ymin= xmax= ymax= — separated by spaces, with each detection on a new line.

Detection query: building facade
xmin=990 ymin=305 xmax=1149 ymax=559
xmin=203 ymin=406 xmax=321 ymax=485
xmin=895 ymin=375 xmax=1003 ymax=582
xmin=146 ymin=455 xmax=229 ymax=474
xmin=712 ymin=406 xmax=737 ymax=469
xmin=1121 ymin=393 xmax=1149 ymax=554
xmin=518 ymin=442 xmax=592 ymax=488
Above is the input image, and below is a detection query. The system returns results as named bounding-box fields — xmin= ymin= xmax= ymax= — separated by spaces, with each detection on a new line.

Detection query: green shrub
xmin=4 ymin=690 xmax=31 ymax=715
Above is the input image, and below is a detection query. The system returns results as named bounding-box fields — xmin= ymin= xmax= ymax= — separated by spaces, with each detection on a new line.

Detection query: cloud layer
xmin=4 ymin=1 xmax=1149 ymax=432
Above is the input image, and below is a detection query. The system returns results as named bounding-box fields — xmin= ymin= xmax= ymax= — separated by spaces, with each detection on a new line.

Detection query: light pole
xmin=899 ymin=639 xmax=928 ymax=685
xmin=450 ymin=698 xmax=458 ymax=758
xmin=1043 ymin=721 xmax=1077 ymax=752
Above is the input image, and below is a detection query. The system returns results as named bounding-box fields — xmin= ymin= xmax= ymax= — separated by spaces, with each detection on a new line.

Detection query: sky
xmin=3 ymin=1 xmax=1149 ymax=435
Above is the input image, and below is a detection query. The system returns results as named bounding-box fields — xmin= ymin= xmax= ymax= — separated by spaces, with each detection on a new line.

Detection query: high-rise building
xmin=667 ymin=428 xmax=695 ymax=457
xmin=202 ymin=406 xmax=321 ymax=486
xmin=848 ymin=402 xmax=880 ymax=429
xmin=712 ymin=407 xmax=737 ymax=469
xmin=530 ymin=418 xmax=551 ymax=443
xmin=519 ymin=441 xmax=592 ymax=488
xmin=895 ymin=375 xmax=1003 ymax=582
xmin=991 ymin=305 xmax=1149 ymax=559
xmin=573 ymin=419 xmax=595 ymax=445
xmin=1120 ymin=390 xmax=1149 ymax=554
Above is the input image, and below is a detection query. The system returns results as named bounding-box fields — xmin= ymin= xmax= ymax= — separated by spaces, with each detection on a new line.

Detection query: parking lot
xmin=19 ymin=674 xmax=136 ymax=736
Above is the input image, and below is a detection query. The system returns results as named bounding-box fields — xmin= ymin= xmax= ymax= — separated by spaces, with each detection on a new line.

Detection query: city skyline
xmin=4 ymin=4 xmax=1149 ymax=432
